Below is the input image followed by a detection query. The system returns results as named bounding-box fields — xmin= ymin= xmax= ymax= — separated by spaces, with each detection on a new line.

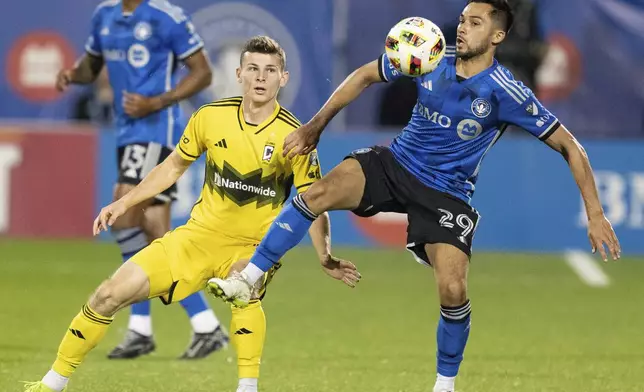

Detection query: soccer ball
xmin=385 ymin=17 xmax=446 ymax=77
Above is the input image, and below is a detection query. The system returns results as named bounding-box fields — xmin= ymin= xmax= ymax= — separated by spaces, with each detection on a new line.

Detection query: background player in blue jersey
xmin=208 ymin=1 xmax=622 ymax=391
xmin=55 ymin=0 xmax=228 ymax=360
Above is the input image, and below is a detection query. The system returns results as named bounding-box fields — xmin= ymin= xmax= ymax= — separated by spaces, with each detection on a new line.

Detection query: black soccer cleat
xmin=179 ymin=325 xmax=229 ymax=360
xmin=107 ymin=330 xmax=156 ymax=359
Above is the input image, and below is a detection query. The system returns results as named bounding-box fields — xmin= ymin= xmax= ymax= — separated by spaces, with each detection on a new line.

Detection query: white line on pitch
xmin=564 ymin=250 xmax=610 ymax=288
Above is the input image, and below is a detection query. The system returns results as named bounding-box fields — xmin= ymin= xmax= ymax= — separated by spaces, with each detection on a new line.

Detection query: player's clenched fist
xmin=123 ymin=92 xmax=163 ymax=118
xmin=93 ymin=201 xmax=128 ymax=235
xmin=55 ymin=69 xmax=74 ymax=92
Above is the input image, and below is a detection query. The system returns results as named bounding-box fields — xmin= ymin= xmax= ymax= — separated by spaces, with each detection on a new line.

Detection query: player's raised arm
xmin=283 ymin=57 xmax=387 ymax=158
xmin=495 ymin=76 xmax=621 ymax=262
xmin=543 ymin=125 xmax=621 ymax=261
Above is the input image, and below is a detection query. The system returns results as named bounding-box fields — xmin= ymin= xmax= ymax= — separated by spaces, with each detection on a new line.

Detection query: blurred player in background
xmin=54 ymin=0 xmax=227 ymax=360
xmin=209 ymin=1 xmax=621 ymax=392
xmin=25 ymin=36 xmax=360 ymax=392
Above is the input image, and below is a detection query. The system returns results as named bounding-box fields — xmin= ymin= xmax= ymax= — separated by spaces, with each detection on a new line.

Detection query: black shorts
xmin=347 ymin=146 xmax=480 ymax=265
xmin=117 ymin=142 xmax=177 ymax=204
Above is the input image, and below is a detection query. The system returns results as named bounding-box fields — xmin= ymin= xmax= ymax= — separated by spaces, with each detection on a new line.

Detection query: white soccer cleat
xmin=206 ymin=272 xmax=252 ymax=308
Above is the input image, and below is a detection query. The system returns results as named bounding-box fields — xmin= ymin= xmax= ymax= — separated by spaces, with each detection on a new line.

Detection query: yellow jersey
xmin=176 ymin=96 xmax=322 ymax=243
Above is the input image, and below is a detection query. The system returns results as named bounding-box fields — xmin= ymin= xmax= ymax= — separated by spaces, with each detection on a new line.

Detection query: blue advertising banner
xmin=97 ymin=129 xmax=644 ymax=255
xmin=0 ymin=0 xmax=333 ymax=123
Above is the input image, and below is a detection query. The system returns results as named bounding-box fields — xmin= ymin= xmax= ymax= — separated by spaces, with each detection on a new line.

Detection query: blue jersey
xmin=379 ymin=47 xmax=560 ymax=204
xmin=85 ymin=0 xmax=204 ymax=147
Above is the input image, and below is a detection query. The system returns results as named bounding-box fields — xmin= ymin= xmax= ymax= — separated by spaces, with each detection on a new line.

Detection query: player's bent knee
xmin=89 ymin=262 xmax=151 ymax=316
xmin=89 ymin=281 xmax=125 ymax=317
xmin=302 ymin=181 xmax=333 ymax=214
xmin=438 ymin=280 xmax=468 ymax=306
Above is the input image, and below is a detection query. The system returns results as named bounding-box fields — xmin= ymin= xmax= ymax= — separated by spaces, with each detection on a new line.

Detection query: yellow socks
xmin=52 ymin=304 xmax=113 ymax=377
xmin=230 ymin=300 xmax=266 ymax=380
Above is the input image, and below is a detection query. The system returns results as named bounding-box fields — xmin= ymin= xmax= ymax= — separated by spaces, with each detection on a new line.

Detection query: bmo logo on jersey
xmin=457 ymin=119 xmax=483 ymax=140
xmin=128 ymin=44 xmax=150 ymax=68
xmin=414 ymin=102 xmax=451 ymax=128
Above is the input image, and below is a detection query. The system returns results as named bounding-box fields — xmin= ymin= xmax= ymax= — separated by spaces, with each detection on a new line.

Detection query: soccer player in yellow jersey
xmin=24 ymin=36 xmax=360 ymax=392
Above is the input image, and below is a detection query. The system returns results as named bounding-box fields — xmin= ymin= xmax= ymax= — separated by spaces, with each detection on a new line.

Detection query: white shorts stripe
xmin=141 ymin=143 xmax=161 ymax=178
xmin=155 ymin=193 xmax=172 ymax=203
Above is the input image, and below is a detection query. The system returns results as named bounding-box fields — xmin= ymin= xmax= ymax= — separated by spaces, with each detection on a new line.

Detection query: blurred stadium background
xmin=1 ymin=0 xmax=643 ymax=391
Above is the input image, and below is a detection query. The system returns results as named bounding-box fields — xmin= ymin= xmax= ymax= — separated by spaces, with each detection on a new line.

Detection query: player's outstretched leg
xmin=207 ymin=158 xmax=366 ymax=306
xmin=107 ymin=198 xmax=226 ymax=360
xmin=425 ymin=243 xmax=471 ymax=392
xmin=107 ymin=227 xmax=156 ymax=359
xmin=142 ymin=202 xmax=227 ymax=360
xmin=24 ymin=261 xmax=151 ymax=392
xmin=223 ymin=259 xmax=269 ymax=392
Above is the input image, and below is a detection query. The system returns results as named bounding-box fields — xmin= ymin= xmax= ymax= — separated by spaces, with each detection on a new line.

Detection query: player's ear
xmin=280 ymin=70 xmax=289 ymax=88
xmin=492 ymin=29 xmax=505 ymax=45
xmin=236 ymin=67 xmax=242 ymax=84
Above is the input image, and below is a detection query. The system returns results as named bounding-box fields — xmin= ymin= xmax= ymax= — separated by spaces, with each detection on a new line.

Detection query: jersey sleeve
xmin=291 ymin=149 xmax=322 ymax=194
xmin=168 ymin=12 xmax=204 ymax=61
xmin=496 ymin=74 xmax=561 ymax=141
xmin=84 ymin=8 xmax=103 ymax=57
xmin=378 ymin=53 xmax=404 ymax=83
xmin=176 ymin=111 xmax=205 ymax=161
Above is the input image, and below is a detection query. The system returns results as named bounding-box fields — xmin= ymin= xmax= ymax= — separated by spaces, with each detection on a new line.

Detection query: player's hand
xmin=320 ymin=255 xmax=361 ymax=288
xmin=587 ymin=214 xmax=621 ymax=262
xmin=55 ymin=69 xmax=74 ymax=92
xmin=283 ymin=122 xmax=323 ymax=159
xmin=123 ymin=92 xmax=162 ymax=118
xmin=93 ymin=201 xmax=127 ymax=236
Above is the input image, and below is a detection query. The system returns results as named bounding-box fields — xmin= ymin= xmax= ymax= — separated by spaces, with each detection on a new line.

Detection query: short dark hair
xmin=239 ymin=36 xmax=286 ymax=70
xmin=467 ymin=0 xmax=514 ymax=33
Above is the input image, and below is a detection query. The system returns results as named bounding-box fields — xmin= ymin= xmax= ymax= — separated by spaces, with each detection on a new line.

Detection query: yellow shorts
xmin=129 ymin=222 xmax=278 ymax=304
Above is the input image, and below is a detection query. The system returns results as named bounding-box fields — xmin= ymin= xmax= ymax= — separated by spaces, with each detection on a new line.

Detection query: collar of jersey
xmin=237 ymin=100 xmax=281 ymax=134
xmin=116 ymin=0 xmax=149 ymax=21
xmin=448 ymin=57 xmax=499 ymax=83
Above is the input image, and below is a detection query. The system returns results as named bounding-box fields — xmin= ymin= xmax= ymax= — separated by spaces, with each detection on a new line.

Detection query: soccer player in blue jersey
xmin=54 ymin=0 xmax=227 ymax=360
xmin=209 ymin=1 xmax=621 ymax=391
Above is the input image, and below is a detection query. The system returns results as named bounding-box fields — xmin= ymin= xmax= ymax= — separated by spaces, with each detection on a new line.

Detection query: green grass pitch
xmin=1 ymin=240 xmax=642 ymax=391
